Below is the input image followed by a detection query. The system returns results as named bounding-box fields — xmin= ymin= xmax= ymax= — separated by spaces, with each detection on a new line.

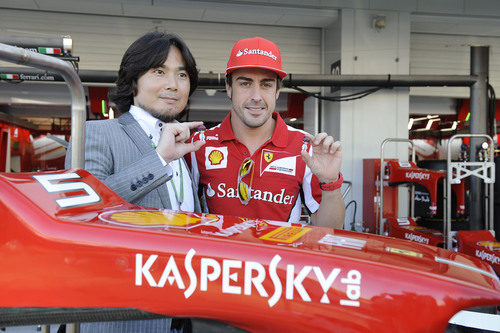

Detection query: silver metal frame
xmin=0 ymin=42 xmax=85 ymax=168
xmin=342 ymin=180 xmax=352 ymax=200
xmin=377 ymin=138 xmax=415 ymax=235
xmin=444 ymin=134 xmax=495 ymax=249
xmin=0 ymin=40 xmax=85 ymax=331
xmin=0 ymin=36 xmax=72 ymax=54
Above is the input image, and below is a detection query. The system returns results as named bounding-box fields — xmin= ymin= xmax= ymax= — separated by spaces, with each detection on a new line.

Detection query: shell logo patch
xmin=209 ymin=150 xmax=224 ymax=165
xmin=99 ymin=210 xmax=218 ymax=229
xmin=205 ymin=146 xmax=228 ymax=170
xmin=477 ymin=241 xmax=500 ymax=251
xmin=259 ymin=226 xmax=311 ymax=243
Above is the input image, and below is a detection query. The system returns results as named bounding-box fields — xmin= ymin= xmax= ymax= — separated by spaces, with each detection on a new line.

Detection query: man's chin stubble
xmin=145 ymin=106 xmax=187 ymax=123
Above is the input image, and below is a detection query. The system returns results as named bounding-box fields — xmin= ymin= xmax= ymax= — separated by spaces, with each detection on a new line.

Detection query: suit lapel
xmin=118 ymin=112 xmax=154 ymax=154
xmin=118 ymin=112 xmax=172 ymax=209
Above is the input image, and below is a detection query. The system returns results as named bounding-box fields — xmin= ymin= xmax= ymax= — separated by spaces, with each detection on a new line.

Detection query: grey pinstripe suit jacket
xmin=65 ymin=111 xmax=201 ymax=211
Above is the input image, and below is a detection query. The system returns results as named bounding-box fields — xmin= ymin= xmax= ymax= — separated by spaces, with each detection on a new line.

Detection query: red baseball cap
xmin=226 ymin=36 xmax=287 ymax=79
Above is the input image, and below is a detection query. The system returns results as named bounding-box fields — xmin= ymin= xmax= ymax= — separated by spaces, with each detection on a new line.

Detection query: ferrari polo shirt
xmin=188 ymin=112 xmax=322 ymax=223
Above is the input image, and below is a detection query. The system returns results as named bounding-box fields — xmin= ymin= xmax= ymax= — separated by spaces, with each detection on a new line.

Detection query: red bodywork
xmin=388 ymin=217 xmax=444 ymax=247
xmin=0 ymin=122 xmax=34 ymax=172
xmin=458 ymin=230 xmax=500 ymax=274
xmin=362 ymin=159 xmax=465 ymax=233
xmin=362 ymin=158 xmax=400 ymax=232
xmin=386 ymin=161 xmax=465 ymax=216
xmin=0 ymin=169 xmax=499 ymax=332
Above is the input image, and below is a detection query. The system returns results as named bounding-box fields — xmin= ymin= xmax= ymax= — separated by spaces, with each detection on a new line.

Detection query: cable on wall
xmin=291 ymin=86 xmax=383 ymax=102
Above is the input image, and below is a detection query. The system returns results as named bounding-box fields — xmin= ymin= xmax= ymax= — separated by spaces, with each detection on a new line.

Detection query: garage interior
xmin=1 ymin=0 xmax=500 ymax=331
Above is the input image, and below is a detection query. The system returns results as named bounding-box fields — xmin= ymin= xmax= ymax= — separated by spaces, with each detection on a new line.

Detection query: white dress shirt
xmin=129 ymin=105 xmax=194 ymax=211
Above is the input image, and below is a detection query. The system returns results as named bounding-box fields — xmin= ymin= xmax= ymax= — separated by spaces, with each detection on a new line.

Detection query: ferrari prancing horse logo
xmin=264 ymin=152 xmax=273 ymax=162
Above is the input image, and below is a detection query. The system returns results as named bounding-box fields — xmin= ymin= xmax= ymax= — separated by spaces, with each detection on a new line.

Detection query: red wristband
xmin=319 ymin=172 xmax=343 ymax=191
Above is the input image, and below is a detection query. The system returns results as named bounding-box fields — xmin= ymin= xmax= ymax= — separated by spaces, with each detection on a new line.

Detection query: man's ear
xmin=225 ymin=82 xmax=232 ymax=100
xmin=275 ymin=87 xmax=280 ymax=100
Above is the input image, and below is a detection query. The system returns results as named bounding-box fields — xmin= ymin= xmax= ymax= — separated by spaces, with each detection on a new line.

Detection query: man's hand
xmin=301 ymin=132 xmax=342 ymax=183
xmin=156 ymin=121 xmax=205 ymax=163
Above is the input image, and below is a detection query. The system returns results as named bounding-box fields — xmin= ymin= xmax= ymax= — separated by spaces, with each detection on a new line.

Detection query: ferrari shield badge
xmin=264 ymin=152 xmax=273 ymax=162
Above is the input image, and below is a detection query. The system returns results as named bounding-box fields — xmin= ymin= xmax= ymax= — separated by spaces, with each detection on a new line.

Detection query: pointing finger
xmin=301 ymin=149 xmax=312 ymax=166
xmin=303 ymin=132 xmax=315 ymax=141
xmin=313 ymin=132 xmax=328 ymax=145
xmin=181 ymin=139 xmax=205 ymax=155
xmin=322 ymin=136 xmax=334 ymax=153
xmin=184 ymin=121 xmax=204 ymax=130
xmin=330 ymin=141 xmax=342 ymax=154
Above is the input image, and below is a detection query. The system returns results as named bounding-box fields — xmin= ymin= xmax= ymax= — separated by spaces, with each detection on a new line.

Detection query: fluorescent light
xmin=413 ymin=116 xmax=428 ymax=121
xmin=425 ymin=119 xmax=434 ymax=130
xmin=408 ymin=118 xmax=414 ymax=130
xmin=410 ymin=115 xmax=439 ymax=123
xmin=290 ymin=118 xmax=297 ymax=122
xmin=205 ymin=89 xmax=217 ymax=97
xmin=440 ymin=121 xmax=457 ymax=132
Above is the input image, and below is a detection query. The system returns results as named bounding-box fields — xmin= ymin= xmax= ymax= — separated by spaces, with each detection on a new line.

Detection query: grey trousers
xmin=79 ymin=318 xmax=172 ymax=332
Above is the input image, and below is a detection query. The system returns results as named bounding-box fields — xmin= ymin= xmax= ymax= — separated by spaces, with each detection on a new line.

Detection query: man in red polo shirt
xmin=189 ymin=36 xmax=345 ymax=228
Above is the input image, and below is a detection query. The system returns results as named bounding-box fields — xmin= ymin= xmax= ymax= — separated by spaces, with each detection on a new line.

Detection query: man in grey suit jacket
xmin=64 ymin=32 xmax=205 ymax=332
xmin=66 ymin=32 xmax=205 ymax=212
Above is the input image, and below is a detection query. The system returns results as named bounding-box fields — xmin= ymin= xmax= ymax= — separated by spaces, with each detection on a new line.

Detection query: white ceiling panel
xmin=202 ymin=6 xmax=283 ymax=25
xmin=0 ymin=0 xmax=38 ymax=10
xmin=3 ymin=0 xmax=342 ymax=28
xmin=33 ymin=0 xmax=123 ymax=15
xmin=122 ymin=3 xmax=205 ymax=20
xmin=370 ymin=0 xmax=417 ymax=11
xmin=412 ymin=15 xmax=500 ymax=37
xmin=415 ymin=0 xmax=464 ymax=14
xmin=464 ymin=0 xmax=500 ymax=17
xmin=411 ymin=31 xmax=500 ymax=97
xmin=274 ymin=9 xmax=337 ymax=28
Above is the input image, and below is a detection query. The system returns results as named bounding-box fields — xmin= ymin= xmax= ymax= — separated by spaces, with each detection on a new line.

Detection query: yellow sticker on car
xmin=386 ymin=247 xmax=423 ymax=258
xmin=259 ymin=226 xmax=311 ymax=243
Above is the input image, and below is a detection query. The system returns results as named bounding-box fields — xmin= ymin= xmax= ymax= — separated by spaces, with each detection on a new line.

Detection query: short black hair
xmin=109 ymin=32 xmax=198 ymax=114
xmin=225 ymin=72 xmax=282 ymax=89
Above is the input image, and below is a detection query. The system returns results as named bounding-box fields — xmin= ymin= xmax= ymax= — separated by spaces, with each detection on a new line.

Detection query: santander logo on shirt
xmin=206 ymin=182 xmax=295 ymax=205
